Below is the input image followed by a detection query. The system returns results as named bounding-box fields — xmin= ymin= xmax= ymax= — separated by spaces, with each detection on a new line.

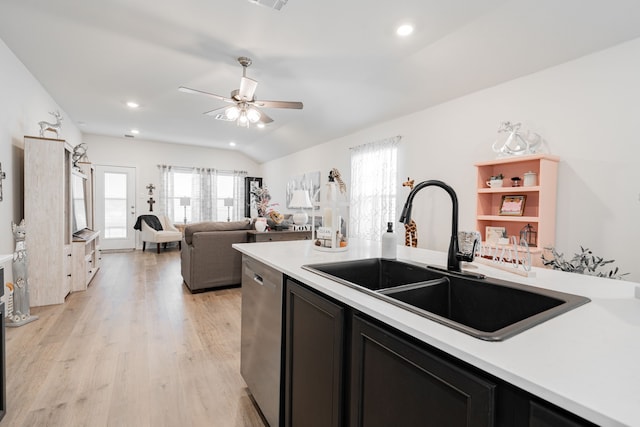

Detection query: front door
xmin=95 ymin=165 xmax=136 ymax=250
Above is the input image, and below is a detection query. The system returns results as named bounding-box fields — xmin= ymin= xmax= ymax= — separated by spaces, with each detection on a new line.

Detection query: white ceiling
xmin=2 ymin=0 xmax=640 ymax=163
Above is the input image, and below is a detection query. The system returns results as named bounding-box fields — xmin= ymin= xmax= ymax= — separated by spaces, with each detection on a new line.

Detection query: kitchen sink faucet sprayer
xmin=399 ymin=180 xmax=464 ymax=272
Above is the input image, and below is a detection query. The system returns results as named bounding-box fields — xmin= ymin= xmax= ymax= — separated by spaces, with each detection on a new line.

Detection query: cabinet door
xmin=350 ymin=315 xmax=495 ymax=427
xmin=284 ymin=279 xmax=345 ymax=427
xmin=529 ymin=401 xmax=596 ymax=427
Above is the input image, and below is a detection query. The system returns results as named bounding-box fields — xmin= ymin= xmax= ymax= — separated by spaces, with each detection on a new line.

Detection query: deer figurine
xmin=402 ymin=177 xmax=418 ymax=247
xmin=38 ymin=111 xmax=63 ymax=138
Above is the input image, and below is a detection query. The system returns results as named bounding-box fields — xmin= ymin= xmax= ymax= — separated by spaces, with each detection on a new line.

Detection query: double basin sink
xmin=302 ymin=258 xmax=590 ymax=341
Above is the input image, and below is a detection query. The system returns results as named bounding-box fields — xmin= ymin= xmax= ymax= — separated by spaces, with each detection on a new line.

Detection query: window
xmin=103 ymin=172 xmax=128 ymax=238
xmin=158 ymin=166 xmax=246 ymax=224
xmin=171 ymin=170 xmax=193 ymax=223
xmin=350 ymin=136 xmax=399 ymax=241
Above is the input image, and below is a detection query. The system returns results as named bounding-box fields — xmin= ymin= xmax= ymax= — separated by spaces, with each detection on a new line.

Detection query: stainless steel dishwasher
xmin=241 ymin=255 xmax=283 ymax=427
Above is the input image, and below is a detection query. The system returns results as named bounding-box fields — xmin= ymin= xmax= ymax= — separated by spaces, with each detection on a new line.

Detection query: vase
xmin=255 ymin=218 xmax=267 ymax=232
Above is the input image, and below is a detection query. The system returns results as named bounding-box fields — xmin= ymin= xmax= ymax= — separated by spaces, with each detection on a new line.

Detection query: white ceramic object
xmin=255 ymin=219 xmax=267 ymax=232
xmin=523 ymin=171 xmax=537 ymax=187
xmin=486 ymin=179 xmax=503 ymax=188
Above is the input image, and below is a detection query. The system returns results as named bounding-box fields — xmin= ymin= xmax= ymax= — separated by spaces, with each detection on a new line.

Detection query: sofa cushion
xmin=184 ymin=219 xmax=252 ymax=244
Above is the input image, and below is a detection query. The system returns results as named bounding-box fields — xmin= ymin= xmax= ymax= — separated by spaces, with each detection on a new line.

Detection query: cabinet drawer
xmin=250 ymin=231 xmax=311 ymax=242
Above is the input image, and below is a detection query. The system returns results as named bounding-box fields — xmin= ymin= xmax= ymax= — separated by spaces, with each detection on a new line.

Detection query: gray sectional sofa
xmin=180 ymin=219 xmax=253 ymax=293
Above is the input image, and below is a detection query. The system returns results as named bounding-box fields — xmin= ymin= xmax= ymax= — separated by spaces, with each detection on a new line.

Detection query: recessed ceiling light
xmin=396 ymin=24 xmax=414 ymax=37
xmin=257 ymin=123 xmax=265 ymax=129
xmin=229 ymin=142 xmax=236 ymax=147
xmin=126 ymin=101 xmax=140 ymax=109
xmin=130 ymin=129 xmax=140 ymax=135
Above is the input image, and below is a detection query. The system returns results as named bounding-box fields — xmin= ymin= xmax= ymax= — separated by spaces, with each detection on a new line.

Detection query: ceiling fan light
xmin=238 ymin=112 xmax=249 ymax=126
xmin=225 ymin=106 xmax=240 ymax=120
xmin=247 ymin=107 xmax=261 ymax=123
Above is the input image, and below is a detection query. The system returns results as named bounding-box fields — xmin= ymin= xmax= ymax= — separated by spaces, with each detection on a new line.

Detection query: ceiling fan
xmin=179 ymin=56 xmax=303 ymax=127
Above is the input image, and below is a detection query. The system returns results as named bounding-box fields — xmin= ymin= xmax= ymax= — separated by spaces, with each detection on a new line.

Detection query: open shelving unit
xmin=475 ymin=154 xmax=559 ymax=261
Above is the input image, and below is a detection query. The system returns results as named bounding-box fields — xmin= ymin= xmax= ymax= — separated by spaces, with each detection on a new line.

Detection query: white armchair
xmin=139 ymin=214 xmax=182 ymax=253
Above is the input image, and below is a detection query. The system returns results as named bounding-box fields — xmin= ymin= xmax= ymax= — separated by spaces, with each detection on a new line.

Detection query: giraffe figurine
xmin=402 ymin=177 xmax=418 ymax=247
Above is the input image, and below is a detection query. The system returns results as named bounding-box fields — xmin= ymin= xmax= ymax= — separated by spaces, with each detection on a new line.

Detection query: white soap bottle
xmin=381 ymin=222 xmax=397 ymax=259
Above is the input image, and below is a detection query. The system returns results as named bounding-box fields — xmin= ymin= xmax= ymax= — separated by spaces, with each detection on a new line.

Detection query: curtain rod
xmin=349 ymin=135 xmax=401 ymax=150
xmin=157 ymin=164 xmax=248 ymax=174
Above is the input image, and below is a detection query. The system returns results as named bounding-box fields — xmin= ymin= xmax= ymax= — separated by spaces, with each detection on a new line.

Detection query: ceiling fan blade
xmin=259 ymin=111 xmax=274 ymax=124
xmin=238 ymin=77 xmax=258 ymax=101
xmin=254 ymin=100 xmax=303 ymax=109
xmin=179 ymin=86 xmax=235 ymax=103
xmin=203 ymin=106 xmax=229 ymax=116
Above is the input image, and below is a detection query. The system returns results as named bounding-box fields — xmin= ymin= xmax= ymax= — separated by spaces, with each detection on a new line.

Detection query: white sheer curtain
xmin=158 ymin=165 xmax=247 ymax=222
xmin=157 ymin=165 xmax=174 ymax=219
xmin=191 ymin=167 xmax=215 ymax=223
xmin=349 ymin=136 xmax=400 ymax=241
xmin=231 ymin=170 xmax=247 ymax=221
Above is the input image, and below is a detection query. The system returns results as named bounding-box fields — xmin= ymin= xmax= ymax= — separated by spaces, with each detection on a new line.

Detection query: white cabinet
xmin=24 ymin=136 xmax=100 ymax=306
xmin=24 ymin=136 xmax=73 ymax=306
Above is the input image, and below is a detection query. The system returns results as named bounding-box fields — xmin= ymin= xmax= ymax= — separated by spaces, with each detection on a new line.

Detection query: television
xmin=71 ymin=172 xmax=89 ymax=236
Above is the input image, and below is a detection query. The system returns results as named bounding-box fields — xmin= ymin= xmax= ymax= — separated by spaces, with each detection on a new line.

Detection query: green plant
xmin=490 ymin=173 xmax=504 ymax=180
xmin=541 ymin=246 xmax=628 ymax=279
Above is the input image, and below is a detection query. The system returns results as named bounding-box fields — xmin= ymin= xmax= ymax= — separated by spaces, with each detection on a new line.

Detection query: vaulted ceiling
xmin=2 ymin=0 xmax=640 ymax=163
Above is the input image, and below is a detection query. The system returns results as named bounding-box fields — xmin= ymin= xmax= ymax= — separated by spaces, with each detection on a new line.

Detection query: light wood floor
xmin=2 ymin=249 xmax=266 ymax=427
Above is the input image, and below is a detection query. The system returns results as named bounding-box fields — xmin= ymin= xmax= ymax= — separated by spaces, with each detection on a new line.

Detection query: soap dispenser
xmin=381 ymin=222 xmax=397 ymax=259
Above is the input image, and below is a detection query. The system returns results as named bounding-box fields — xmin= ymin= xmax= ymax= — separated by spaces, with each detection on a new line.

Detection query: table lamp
xmin=224 ymin=198 xmax=234 ymax=222
xmin=289 ymin=190 xmax=313 ymax=225
xmin=180 ymin=197 xmax=191 ymax=224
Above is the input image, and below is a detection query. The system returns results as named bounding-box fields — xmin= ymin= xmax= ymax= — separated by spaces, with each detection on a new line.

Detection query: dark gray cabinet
xmin=284 ymin=279 xmax=345 ymax=427
xmin=529 ymin=401 xmax=595 ymax=427
xmin=282 ymin=276 xmax=597 ymax=427
xmin=350 ymin=315 xmax=495 ymax=427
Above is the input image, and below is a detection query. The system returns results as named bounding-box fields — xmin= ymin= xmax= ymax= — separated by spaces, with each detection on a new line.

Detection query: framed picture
xmin=286 ymin=171 xmax=321 ymax=209
xmin=499 ymin=195 xmax=526 ymax=216
xmin=244 ymin=177 xmax=263 ymax=218
xmin=485 ymin=226 xmax=506 ymax=244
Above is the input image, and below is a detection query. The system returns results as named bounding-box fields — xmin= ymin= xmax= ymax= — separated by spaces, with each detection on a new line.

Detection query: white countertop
xmin=233 ymin=239 xmax=640 ymax=427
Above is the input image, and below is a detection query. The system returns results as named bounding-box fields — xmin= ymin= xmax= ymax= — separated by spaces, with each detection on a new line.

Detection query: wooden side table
xmin=174 ymin=223 xmax=188 ymax=234
xmin=247 ymin=230 xmax=312 ymax=243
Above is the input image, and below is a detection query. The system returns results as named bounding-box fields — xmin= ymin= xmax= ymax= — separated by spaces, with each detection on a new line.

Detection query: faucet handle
xmin=457 ymin=231 xmax=481 ymax=262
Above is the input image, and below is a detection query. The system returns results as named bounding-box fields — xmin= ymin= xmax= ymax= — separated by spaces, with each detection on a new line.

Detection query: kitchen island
xmin=233 ymin=239 xmax=640 ymax=427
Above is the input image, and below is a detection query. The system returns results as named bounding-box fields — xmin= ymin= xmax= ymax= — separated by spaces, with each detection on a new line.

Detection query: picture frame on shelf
xmin=244 ymin=177 xmax=263 ymax=218
xmin=485 ymin=226 xmax=506 ymax=244
xmin=499 ymin=195 xmax=526 ymax=216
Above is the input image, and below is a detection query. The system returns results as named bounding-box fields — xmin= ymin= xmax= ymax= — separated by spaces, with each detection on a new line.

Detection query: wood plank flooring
xmin=2 ymin=249 xmax=266 ymax=427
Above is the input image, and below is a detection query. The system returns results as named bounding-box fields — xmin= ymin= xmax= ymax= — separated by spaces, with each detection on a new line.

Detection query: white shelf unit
xmin=72 ymin=230 xmax=101 ymax=292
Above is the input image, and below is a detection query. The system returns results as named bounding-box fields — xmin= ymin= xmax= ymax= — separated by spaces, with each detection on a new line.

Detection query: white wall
xmin=83 ymin=134 xmax=260 ymax=219
xmin=0 ymin=39 xmax=81 ymax=265
xmin=262 ymin=37 xmax=640 ymax=282
xmin=3 ymin=31 xmax=638 ymax=281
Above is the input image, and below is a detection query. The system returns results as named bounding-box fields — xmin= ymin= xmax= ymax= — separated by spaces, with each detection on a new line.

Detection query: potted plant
xmin=541 ymin=245 xmax=628 ymax=280
xmin=486 ymin=173 xmax=504 ymax=188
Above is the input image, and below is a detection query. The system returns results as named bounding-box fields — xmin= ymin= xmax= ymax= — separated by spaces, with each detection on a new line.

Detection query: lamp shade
xmin=289 ymin=190 xmax=312 ymax=209
xmin=180 ymin=197 xmax=191 ymax=207
xmin=224 ymin=198 xmax=234 ymax=207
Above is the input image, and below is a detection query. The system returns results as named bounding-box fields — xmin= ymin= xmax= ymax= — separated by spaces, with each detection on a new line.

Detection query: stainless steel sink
xmin=302 ymin=258 xmax=590 ymax=341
